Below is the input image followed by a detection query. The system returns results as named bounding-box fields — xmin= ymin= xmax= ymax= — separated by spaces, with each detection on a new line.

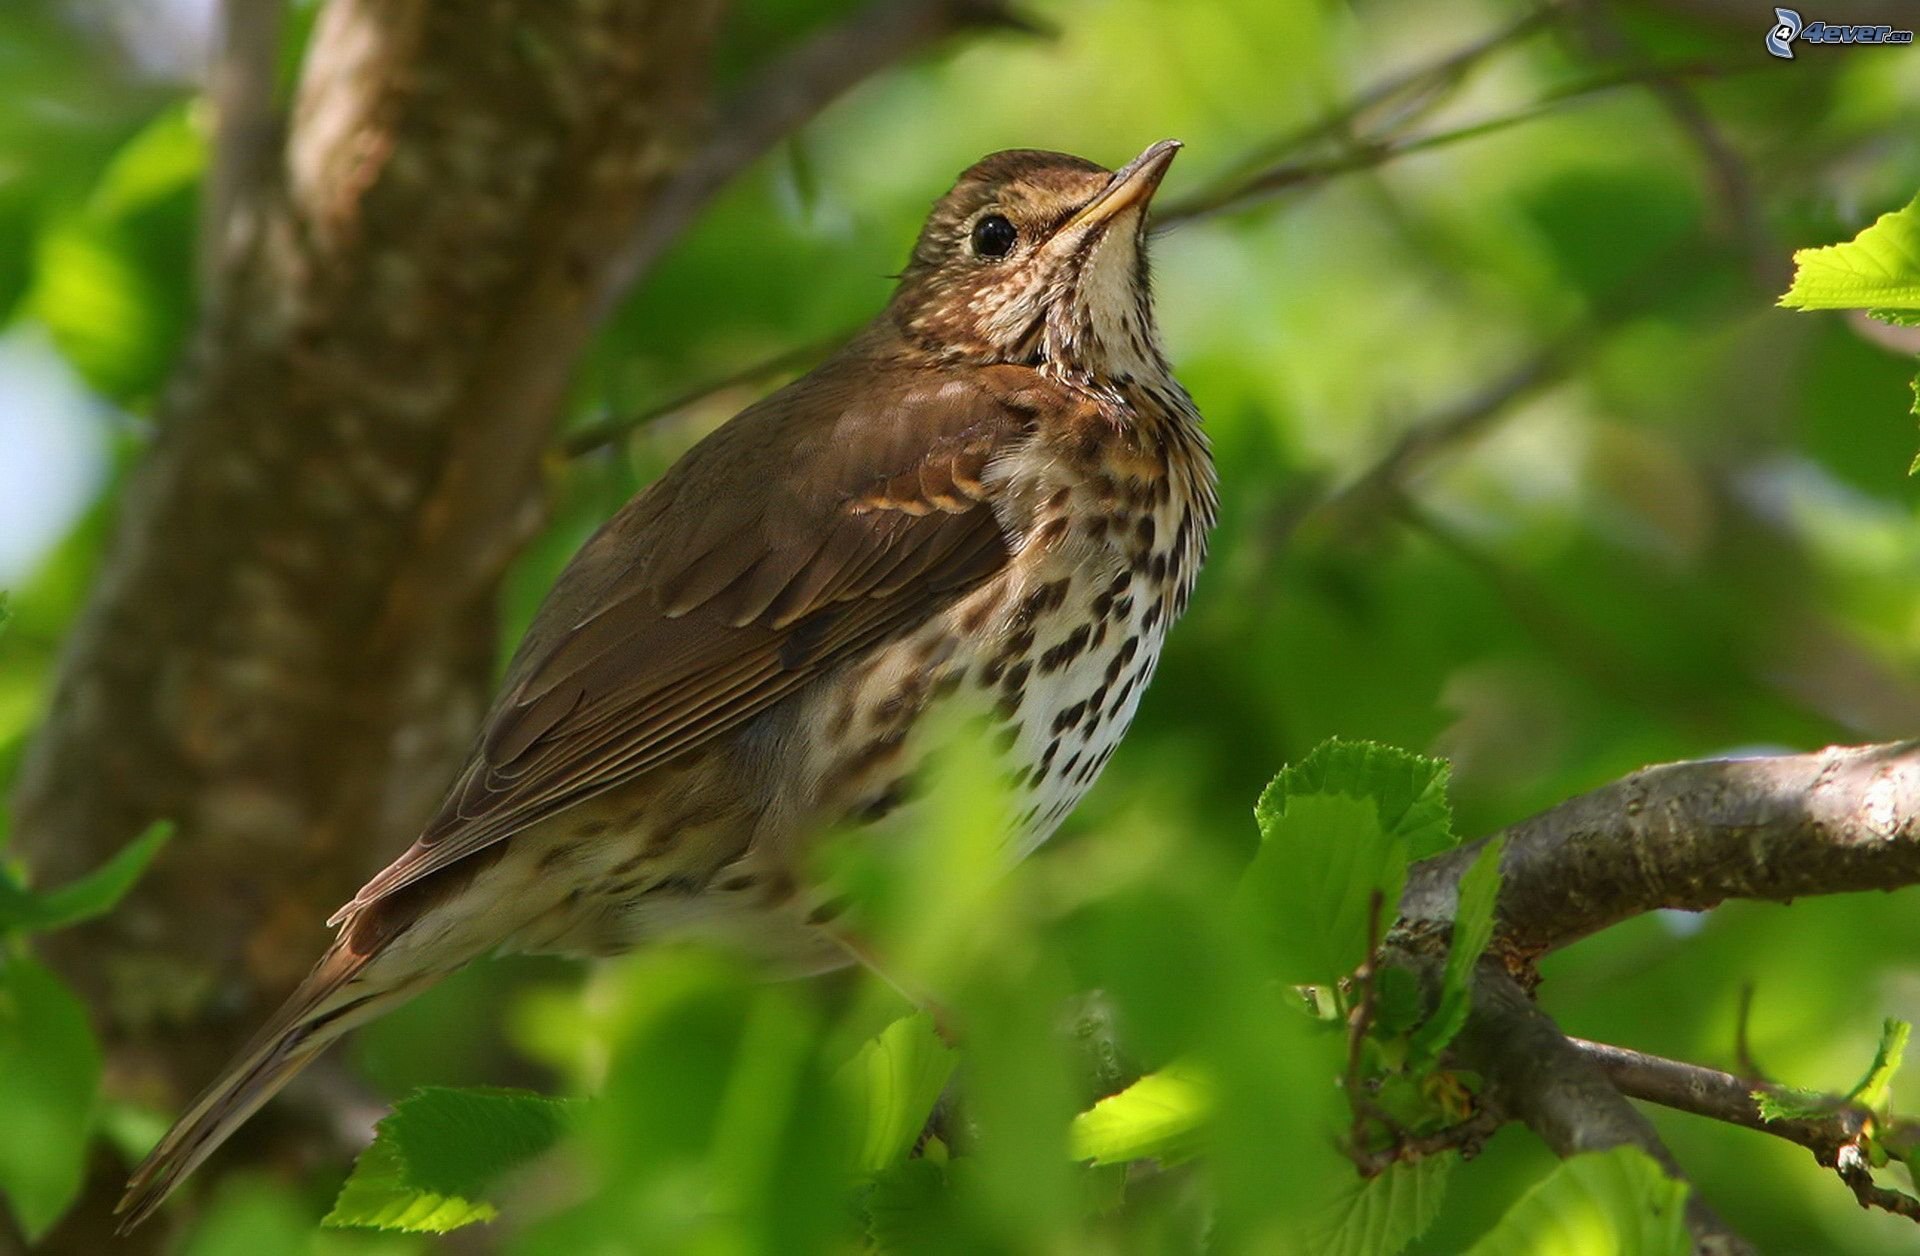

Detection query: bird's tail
xmin=115 ymin=943 xmax=436 ymax=1233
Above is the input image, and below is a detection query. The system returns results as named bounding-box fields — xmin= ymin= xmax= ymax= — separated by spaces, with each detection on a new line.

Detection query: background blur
xmin=3 ymin=0 xmax=1920 ymax=1252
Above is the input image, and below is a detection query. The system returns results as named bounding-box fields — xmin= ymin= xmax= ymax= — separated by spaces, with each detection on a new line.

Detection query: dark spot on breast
xmin=1040 ymin=739 xmax=1060 ymax=771
xmin=1040 ymin=624 xmax=1091 ymax=673
xmin=856 ymin=775 xmax=916 ymax=823
xmin=1149 ymin=554 xmax=1167 ymax=583
xmin=1060 ymin=751 xmax=1082 ymax=776
xmin=1111 ymin=596 xmax=1134 ymax=622
xmin=1034 ymin=517 xmax=1070 ymax=549
xmin=1052 ymin=701 xmax=1087 ymax=734
xmin=1142 ymin=602 xmax=1163 ymax=631
xmin=1135 ymin=516 xmax=1156 ymax=547
xmin=1018 ymin=579 xmax=1071 ymax=625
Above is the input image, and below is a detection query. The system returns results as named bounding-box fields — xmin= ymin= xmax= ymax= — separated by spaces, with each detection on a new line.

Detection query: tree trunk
xmin=10 ymin=1 xmax=720 ymax=1246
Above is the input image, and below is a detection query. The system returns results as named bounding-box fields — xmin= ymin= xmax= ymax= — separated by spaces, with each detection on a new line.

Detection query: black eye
xmin=970 ymin=214 xmax=1017 ymax=258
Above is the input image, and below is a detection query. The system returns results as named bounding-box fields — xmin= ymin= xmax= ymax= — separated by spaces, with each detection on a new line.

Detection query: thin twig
xmin=1572 ymin=1036 xmax=1920 ymax=1225
xmin=1566 ymin=0 xmax=1772 ymax=284
xmin=1159 ymin=59 xmax=1740 ymax=228
xmin=1734 ymin=984 xmax=1767 ymax=1083
xmin=1452 ymin=968 xmax=1755 ymax=1253
xmin=597 ymin=0 xmax=1038 ymax=314
xmin=564 ymin=334 xmax=842 ymax=456
xmin=1212 ymin=3 xmax=1565 ymax=186
xmin=571 ymin=53 xmax=1722 ymax=460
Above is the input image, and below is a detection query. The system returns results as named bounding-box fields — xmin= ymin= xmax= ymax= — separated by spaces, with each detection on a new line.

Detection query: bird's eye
xmin=970 ymin=214 xmax=1018 ymax=259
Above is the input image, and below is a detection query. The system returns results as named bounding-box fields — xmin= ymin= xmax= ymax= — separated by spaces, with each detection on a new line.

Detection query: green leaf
xmin=865 ymin=1158 xmax=952 ymax=1255
xmin=1240 ymin=791 xmax=1409 ymax=985
xmin=1298 ymin=1155 xmax=1451 ymax=1256
xmin=0 ymin=956 xmax=103 ymax=1241
xmin=1780 ymin=195 xmax=1920 ymax=312
xmin=1849 ymin=1018 xmax=1911 ymax=1114
xmin=1243 ymin=739 xmax=1453 ymax=984
xmin=1265 ymin=739 xmax=1455 ymax=859
xmin=1753 ymin=1086 xmax=1832 ymax=1124
xmin=1464 ymin=1147 xmax=1690 ymax=1256
xmin=1069 ymin=1062 xmax=1213 ymax=1166
xmin=323 ymin=1087 xmax=577 ymax=1234
xmin=0 ymin=821 xmax=172 ymax=935
xmin=1409 ymin=836 xmax=1505 ymax=1065
xmin=835 ymin=1012 xmax=958 ymax=1175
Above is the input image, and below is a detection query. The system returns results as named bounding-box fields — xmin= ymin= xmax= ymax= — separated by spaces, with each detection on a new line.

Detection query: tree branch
xmin=1571 ymin=1037 xmax=1920 ymax=1223
xmin=598 ymin=0 xmax=1038 ymax=311
xmin=1402 ymin=741 xmax=1920 ymax=953
xmin=1451 ymin=968 xmax=1754 ymax=1254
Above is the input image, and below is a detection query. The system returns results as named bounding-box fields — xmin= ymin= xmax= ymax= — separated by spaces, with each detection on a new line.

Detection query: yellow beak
xmin=1058 ymin=139 xmax=1182 ymax=236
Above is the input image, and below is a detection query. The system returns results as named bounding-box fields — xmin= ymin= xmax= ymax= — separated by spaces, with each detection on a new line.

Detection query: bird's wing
xmin=333 ymin=356 xmax=1057 ymax=923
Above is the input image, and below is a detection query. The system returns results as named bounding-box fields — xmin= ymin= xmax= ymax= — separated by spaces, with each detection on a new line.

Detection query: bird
xmin=118 ymin=139 xmax=1216 ymax=1230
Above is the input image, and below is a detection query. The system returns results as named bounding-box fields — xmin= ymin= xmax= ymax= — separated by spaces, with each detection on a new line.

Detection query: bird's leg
xmin=826 ymin=926 xmax=961 ymax=1046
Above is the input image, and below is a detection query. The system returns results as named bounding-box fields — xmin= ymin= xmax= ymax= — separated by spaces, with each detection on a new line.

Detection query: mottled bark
xmin=1401 ymin=740 xmax=1920 ymax=952
xmin=11 ymin=1 xmax=720 ymax=1246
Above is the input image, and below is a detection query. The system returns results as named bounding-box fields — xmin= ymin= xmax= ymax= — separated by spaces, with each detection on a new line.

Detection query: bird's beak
xmin=1058 ymin=139 xmax=1182 ymax=238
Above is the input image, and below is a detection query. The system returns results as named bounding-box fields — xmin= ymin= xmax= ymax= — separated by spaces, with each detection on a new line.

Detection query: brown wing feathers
xmin=330 ymin=362 xmax=1040 ymax=925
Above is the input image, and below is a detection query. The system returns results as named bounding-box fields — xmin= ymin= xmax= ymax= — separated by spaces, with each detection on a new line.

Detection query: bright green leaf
xmin=1240 ymin=791 xmax=1408 ymax=985
xmin=1299 ymin=1155 xmax=1451 ymax=1256
xmin=1780 ymin=195 xmax=1920 ymax=311
xmin=1069 ymin=1062 xmax=1214 ymax=1166
xmin=87 ymin=105 xmax=204 ymax=220
xmin=0 ymin=956 xmax=103 ymax=1241
xmin=836 ymin=1012 xmax=958 ymax=1175
xmin=1753 ymin=1086 xmax=1831 ymax=1124
xmin=1849 ymin=1018 xmax=1910 ymax=1113
xmin=1409 ymin=836 xmax=1505 ymax=1065
xmin=1265 ymin=739 xmax=1455 ymax=859
xmin=0 ymin=821 xmax=172 ymax=934
xmin=323 ymin=1087 xmax=577 ymax=1234
xmin=1464 ymin=1147 xmax=1690 ymax=1256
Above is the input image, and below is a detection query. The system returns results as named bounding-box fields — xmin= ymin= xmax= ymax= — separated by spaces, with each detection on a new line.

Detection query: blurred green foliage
xmin=3 ymin=0 xmax=1920 ymax=1251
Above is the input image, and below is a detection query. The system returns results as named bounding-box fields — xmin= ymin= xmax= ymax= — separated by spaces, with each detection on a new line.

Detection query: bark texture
xmin=11 ymin=3 xmax=719 ymax=1245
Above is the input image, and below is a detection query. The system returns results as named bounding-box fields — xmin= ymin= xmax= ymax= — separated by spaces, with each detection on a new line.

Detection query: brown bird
xmin=119 ymin=139 xmax=1216 ymax=1229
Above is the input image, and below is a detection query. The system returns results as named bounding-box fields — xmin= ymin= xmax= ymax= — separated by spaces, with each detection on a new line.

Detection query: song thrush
xmin=120 ymin=139 xmax=1216 ymax=1228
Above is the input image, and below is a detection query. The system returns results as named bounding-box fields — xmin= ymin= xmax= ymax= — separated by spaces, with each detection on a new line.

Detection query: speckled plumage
xmin=122 ymin=141 xmax=1215 ymax=1229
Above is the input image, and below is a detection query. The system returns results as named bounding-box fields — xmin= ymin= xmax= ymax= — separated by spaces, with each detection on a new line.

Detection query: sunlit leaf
xmin=1240 ymin=790 xmax=1408 ymax=986
xmin=1849 ymin=1018 xmax=1910 ymax=1113
xmin=1780 ymin=195 xmax=1920 ymax=311
xmin=323 ymin=1087 xmax=576 ymax=1234
xmin=1265 ymin=739 xmax=1455 ymax=859
xmin=836 ymin=1011 xmax=957 ymax=1175
xmin=1464 ymin=1147 xmax=1690 ymax=1256
xmin=0 ymin=956 xmax=102 ymax=1241
xmin=0 ymin=820 xmax=172 ymax=934
xmin=1069 ymin=1062 xmax=1213 ymax=1166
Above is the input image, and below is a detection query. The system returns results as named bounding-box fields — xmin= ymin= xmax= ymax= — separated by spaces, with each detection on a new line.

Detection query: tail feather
xmin=115 ymin=946 xmax=429 ymax=1232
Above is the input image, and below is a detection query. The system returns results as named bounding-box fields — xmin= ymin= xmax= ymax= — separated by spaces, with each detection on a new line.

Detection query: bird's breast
xmin=806 ymin=390 xmax=1215 ymax=859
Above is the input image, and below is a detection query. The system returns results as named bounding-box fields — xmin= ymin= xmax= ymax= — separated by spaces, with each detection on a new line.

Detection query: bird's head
xmin=889 ymin=141 xmax=1181 ymax=380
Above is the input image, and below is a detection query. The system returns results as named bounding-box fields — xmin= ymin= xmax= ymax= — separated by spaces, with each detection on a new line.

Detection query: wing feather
xmin=330 ymin=354 xmax=1046 ymax=925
